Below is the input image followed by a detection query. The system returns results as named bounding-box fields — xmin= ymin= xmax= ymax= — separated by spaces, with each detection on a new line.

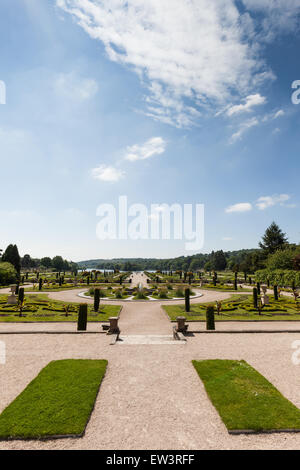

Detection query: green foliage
xmin=18 ymin=287 xmax=24 ymax=304
xmin=256 ymin=269 xmax=300 ymax=287
xmin=211 ymin=250 xmax=227 ymax=271
xmin=259 ymin=221 xmax=288 ymax=255
xmin=134 ymin=290 xmax=148 ymax=300
xmin=0 ymin=262 xmax=17 ymax=286
xmin=94 ymin=288 xmax=100 ymax=311
xmin=266 ymin=246 xmax=300 ymax=270
xmin=158 ymin=288 xmax=168 ymax=299
xmin=1 ymin=245 xmax=21 ymax=274
xmin=164 ymin=294 xmax=300 ymax=321
xmin=253 ymin=287 xmax=258 ymax=309
xmin=40 ymin=257 xmax=52 ymax=268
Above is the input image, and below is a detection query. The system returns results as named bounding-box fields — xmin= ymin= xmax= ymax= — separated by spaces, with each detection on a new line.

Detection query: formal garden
xmin=0 ymin=293 xmax=120 ymax=322
xmin=164 ymin=293 xmax=300 ymax=322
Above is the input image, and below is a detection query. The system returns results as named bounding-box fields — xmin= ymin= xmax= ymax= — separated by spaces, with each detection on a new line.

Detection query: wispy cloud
xmin=227 ymin=94 xmax=266 ymax=116
xmin=225 ymin=203 xmax=253 ymax=213
xmin=54 ymin=71 xmax=98 ymax=102
xmin=262 ymin=109 xmax=285 ymax=122
xmin=255 ymin=194 xmax=291 ymax=210
xmin=91 ymin=165 xmax=124 ymax=182
xmin=229 ymin=117 xmax=259 ymax=143
xmin=241 ymin=0 xmax=300 ymax=40
xmin=125 ymin=137 xmax=166 ymax=162
xmin=57 ymin=0 xmax=275 ymax=127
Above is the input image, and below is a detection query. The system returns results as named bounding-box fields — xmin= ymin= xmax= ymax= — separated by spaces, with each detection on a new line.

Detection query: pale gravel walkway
xmin=1 ymin=277 xmax=300 ymax=449
xmin=1 ymin=332 xmax=300 ymax=449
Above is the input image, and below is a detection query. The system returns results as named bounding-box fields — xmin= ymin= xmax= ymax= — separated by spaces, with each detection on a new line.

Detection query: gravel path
xmin=1 ymin=275 xmax=300 ymax=449
xmin=1 ymin=332 xmax=300 ymax=449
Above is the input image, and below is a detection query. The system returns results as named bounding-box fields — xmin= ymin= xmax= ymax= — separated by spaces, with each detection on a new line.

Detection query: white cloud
xmin=229 ymin=117 xmax=259 ymax=143
xmin=256 ymin=194 xmax=290 ymax=210
xmin=91 ymin=165 xmax=124 ymax=182
xmin=273 ymin=109 xmax=285 ymax=119
xmin=222 ymin=237 xmax=233 ymax=241
xmin=225 ymin=203 xmax=253 ymax=213
xmin=262 ymin=108 xmax=285 ymax=122
xmin=227 ymin=94 xmax=266 ymax=116
xmin=57 ymin=0 xmax=274 ymax=127
xmin=241 ymin=1 xmax=300 ymax=39
xmin=125 ymin=137 xmax=166 ymax=162
xmin=54 ymin=71 xmax=98 ymax=101
xmin=272 ymin=127 xmax=281 ymax=135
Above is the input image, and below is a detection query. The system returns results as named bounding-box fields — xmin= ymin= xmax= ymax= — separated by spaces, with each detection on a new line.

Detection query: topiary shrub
xmin=18 ymin=287 xmax=24 ymax=305
xmin=94 ymin=288 xmax=100 ymax=311
xmin=174 ymin=287 xmax=185 ymax=297
xmin=115 ymin=289 xmax=123 ymax=299
xmin=206 ymin=306 xmax=215 ymax=330
xmin=77 ymin=303 xmax=88 ymax=331
xmin=158 ymin=288 xmax=168 ymax=299
xmin=257 ymin=282 xmax=261 ymax=295
xmin=253 ymin=287 xmax=258 ymax=309
xmin=274 ymin=285 xmax=278 ymax=301
xmin=185 ymin=288 xmax=190 ymax=312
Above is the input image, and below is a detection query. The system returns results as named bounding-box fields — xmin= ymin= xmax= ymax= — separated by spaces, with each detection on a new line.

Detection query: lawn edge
xmin=0 ymin=359 xmax=108 ymax=441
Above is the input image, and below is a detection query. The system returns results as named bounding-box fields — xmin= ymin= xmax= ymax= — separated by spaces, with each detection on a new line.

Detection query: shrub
xmin=134 ymin=290 xmax=148 ymax=300
xmin=253 ymin=287 xmax=258 ymax=309
xmin=174 ymin=287 xmax=185 ymax=297
xmin=18 ymin=287 xmax=24 ymax=304
xmin=0 ymin=262 xmax=17 ymax=286
xmin=256 ymin=269 xmax=300 ymax=288
xmin=158 ymin=288 xmax=168 ymax=299
xmin=206 ymin=306 xmax=215 ymax=330
xmin=77 ymin=304 xmax=88 ymax=331
xmin=94 ymin=288 xmax=100 ymax=312
xmin=115 ymin=289 xmax=123 ymax=299
xmin=274 ymin=285 xmax=278 ymax=301
xmin=185 ymin=288 xmax=190 ymax=312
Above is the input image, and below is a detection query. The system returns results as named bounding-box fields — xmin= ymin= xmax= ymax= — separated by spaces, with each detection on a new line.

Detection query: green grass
xmin=0 ymin=294 xmax=120 ymax=322
xmin=0 ymin=359 xmax=108 ymax=439
xmin=163 ymin=294 xmax=300 ymax=321
xmin=192 ymin=360 xmax=300 ymax=432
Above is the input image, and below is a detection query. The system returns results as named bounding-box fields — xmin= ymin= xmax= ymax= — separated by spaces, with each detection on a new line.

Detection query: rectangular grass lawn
xmin=0 ymin=359 xmax=107 ymax=440
xmin=192 ymin=359 xmax=300 ymax=433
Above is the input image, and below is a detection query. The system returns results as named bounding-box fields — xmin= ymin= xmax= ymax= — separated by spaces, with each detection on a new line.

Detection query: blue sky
xmin=0 ymin=0 xmax=300 ymax=261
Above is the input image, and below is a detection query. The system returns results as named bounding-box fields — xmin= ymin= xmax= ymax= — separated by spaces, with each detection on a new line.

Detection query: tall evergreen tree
xmin=259 ymin=222 xmax=288 ymax=255
xmin=2 ymin=244 xmax=21 ymax=274
xmin=211 ymin=250 xmax=227 ymax=271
